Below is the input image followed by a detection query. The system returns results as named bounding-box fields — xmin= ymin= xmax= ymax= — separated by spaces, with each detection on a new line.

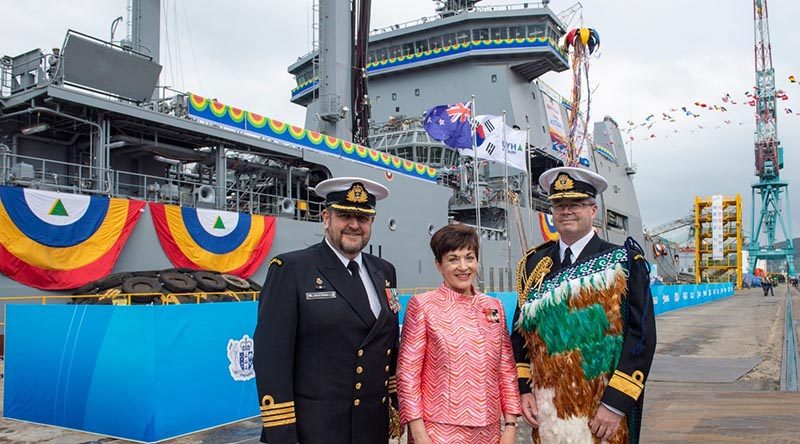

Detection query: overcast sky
xmin=4 ymin=0 xmax=800 ymax=243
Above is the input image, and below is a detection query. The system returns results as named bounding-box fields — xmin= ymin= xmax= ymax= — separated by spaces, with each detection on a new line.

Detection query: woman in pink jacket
xmin=397 ymin=223 xmax=521 ymax=443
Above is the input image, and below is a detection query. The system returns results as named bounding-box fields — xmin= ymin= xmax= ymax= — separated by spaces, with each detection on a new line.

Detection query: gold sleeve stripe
xmin=261 ymin=395 xmax=295 ymax=409
xmin=260 ymin=406 xmax=295 ymax=415
xmin=608 ymin=370 xmax=645 ymax=401
xmin=261 ymin=412 xmax=296 ymax=422
xmin=263 ymin=417 xmax=297 ymax=428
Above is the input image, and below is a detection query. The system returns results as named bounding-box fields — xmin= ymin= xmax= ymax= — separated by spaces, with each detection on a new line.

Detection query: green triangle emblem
xmin=49 ymin=199 xmax=69 ymax=216
xmin=213 ymin=216 xmax=225 ymax=229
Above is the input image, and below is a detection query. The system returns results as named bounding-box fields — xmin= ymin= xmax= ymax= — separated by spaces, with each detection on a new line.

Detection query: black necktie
xmin=347 ymin=261 xmax=370 ymax=302
xmin=561 ymin=247 xmax=572 ymax=269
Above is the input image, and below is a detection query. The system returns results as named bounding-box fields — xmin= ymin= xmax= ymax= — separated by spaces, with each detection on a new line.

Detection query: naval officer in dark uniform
xmin=511 ymin=167 xmax=656 ymax=444
xmin=254 ymin=177 xmax=401 ymax=444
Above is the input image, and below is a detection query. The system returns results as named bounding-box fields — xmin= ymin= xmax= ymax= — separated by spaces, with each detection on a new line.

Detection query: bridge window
xmin=443 ymin=33 xmax=456 ymax=47
xmin=415 ymin=147 xmax=428 ymax=163
xmin=429 ymin=35 xmax=442 ymax=50
xmin=430 ymin=146 xmax=442 ymax=164
xmin=456 ymin=30 xmax=470 ymax=43
xmin=415 ymin=39 xmax=428 ymax=53
xmin=491 ymin=27 xmax=508 ymax=40
xmin=527 ymin=24 xmax=545 ymax=38
xmin=473 ymin=28 xmax=489 ymax=42
xmin=509 ymin=26 xmax=526 ymax=39
xmin=402 ymin=43 xmax=415 ymax=56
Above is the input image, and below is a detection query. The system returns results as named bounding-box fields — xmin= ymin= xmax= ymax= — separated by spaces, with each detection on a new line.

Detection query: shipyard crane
xmin=645 ymin=214 xmax=694 ymax=237
xmin=747 ymin=0 xmax=795 ymax=275
xmin=556 ymin=2 xmax=583 ymax=29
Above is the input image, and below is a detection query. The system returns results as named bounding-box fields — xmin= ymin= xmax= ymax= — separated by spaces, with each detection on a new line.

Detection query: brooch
xmin=484 ymin=308 xmax=500 ymax=323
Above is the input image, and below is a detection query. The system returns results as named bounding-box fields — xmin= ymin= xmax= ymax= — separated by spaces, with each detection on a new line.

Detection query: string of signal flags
xmin=622 ymin=75 xmax=799 ymax=143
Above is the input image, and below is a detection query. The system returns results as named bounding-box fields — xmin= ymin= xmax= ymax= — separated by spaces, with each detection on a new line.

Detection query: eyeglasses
xmin=552 ymin=202 xmax=594 ymax=213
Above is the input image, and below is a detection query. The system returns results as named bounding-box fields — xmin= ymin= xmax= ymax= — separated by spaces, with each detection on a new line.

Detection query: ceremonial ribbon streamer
xmin=149 ymin=203 xmax=276 ymax=277
xmin=0 ymin=186 xmax=145 ymax=290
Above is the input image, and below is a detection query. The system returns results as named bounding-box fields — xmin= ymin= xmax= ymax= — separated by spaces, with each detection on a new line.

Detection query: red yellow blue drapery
xmin=149 ymin=203 xmax=276 ymax=278
xmin=0 ymin=186 xmax=145 ymax=290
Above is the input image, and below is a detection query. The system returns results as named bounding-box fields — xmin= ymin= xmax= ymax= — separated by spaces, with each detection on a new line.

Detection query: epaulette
xmin=268 ymin=257 xmax=284 ymax=268
xmin=515 ymin=240 xmax=556 ymax=297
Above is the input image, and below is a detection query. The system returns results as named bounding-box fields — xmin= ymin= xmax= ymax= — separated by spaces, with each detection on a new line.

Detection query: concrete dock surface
xmin=0 ymin=286 xmax=797 ymax=443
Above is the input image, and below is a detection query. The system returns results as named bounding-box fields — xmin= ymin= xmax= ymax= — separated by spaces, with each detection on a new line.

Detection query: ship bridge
xmin=289 ymin=2 xmax=568 ymax=108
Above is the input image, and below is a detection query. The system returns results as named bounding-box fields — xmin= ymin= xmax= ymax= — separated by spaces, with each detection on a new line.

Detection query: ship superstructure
xmin=0 ymin=1 xmax=675 ymax=301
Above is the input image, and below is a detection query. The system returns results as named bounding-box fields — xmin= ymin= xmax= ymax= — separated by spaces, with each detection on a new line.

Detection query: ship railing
xmin=0 ymin=151 xmax=114 ymax=194
xmin=0 ymin=150 xmax=324 ymax=220
xmin=113 ymin=169 xmax=325 ymax=220
xmin=368 ymin=2 xmax=547 ymax=36
xmin=0 ymin=48 xmax=59 ymax=97
xmin=0 ymin=291 xmax=260 ymax=329
xmin=459 ymin=223 xmax=508 ymax=241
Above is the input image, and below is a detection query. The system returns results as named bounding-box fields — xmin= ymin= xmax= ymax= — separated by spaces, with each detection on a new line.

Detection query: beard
xmin=329 ymin=229 xmax=369 ymax=256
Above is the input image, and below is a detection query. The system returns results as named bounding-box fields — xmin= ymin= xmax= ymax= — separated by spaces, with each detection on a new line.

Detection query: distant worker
xmin=46 ymin=48 xmax=60 ymax=80
xmin=511 ymin=166 xmax=657 ymax=443
xmin=253 ymin=177 xmax=401 ymax=444
xmin=762 ymin=275 xmax=774 ymax=296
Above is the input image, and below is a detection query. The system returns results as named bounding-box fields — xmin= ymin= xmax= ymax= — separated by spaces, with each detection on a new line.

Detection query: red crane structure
xmin=747 ymin=0 xmax=795 ymax=276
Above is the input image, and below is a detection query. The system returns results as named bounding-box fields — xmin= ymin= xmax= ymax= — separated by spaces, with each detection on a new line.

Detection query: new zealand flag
xmin=422 ymin=102 xmax=473 ymax=148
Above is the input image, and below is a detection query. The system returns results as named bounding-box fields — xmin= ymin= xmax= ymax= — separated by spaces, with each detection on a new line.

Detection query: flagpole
xmin=471 ymin=95 xmax=484 ymax=289
xmin=525 ymin=124 xmax=534 ymax=242
xmin=502 ymin=111 xmax=512 ymax=292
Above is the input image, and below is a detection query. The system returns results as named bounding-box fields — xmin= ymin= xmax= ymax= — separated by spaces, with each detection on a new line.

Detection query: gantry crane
xmin=747 ymin=0 xmax=795 ymax=276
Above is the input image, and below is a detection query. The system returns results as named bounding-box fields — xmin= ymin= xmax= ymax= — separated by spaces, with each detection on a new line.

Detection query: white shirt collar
xmin=325 ymin=237 xmax=363 ymax=270
xmin=559 ymin=230 xmax=595 ymax=263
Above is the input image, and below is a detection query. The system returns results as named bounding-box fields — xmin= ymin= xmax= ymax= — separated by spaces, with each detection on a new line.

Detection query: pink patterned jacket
xmin=397 ymin=284 xmax=521 ymax=427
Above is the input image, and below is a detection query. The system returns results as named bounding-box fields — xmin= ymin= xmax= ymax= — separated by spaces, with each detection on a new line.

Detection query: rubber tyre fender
xmin=246 ymin=278 xmax=262 ymax=292
xmin=97 ymin=272 xmax=134 ymax=290
xmin=159 ymin=272 xmax=198 ymax=293
xmin=121 ymin=277 xmax=161 ymax=303
xmin=134 ymin=270 xmax=161 ymax=278
xmin=72 ymin=282 xmax=98 ymax=296
xmin=164 ymin=267 xmax=195 ymax=274
xmin=194 ymin=271 xmax=227 ymax=292
xmin=221 ymin=274 xmax=251 ymax=291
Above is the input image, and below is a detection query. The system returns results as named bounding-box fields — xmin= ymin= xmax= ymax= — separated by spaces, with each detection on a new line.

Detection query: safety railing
xmin=0 ymin=151 xmax=113 ymax=193
xmin=0 ymin=151 xmax=326 ymax=220
xmin=369 ymin=2 xmax=547 ymax=36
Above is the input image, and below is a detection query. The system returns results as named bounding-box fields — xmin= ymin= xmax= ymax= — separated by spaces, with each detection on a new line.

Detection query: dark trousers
xmin=762 ymin=283 xmax=773 ymax=296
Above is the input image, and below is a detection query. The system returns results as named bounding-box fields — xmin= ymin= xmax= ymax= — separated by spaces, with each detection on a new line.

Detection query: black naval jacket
xmin=254 ymin=240 xmax=399 ymax=444
xmin=511 ymin=234 xmax=657 ymax=440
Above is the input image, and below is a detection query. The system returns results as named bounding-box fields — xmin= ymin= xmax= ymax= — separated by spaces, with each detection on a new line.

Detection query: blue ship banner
xmin=187 ymin=94 xmax=437 ymax=182
xmin=0 ymin=186 xmax=145 ymax=290
xmin=4 ymin=303 xmax=259 ymax=443
xmin=149 ymin=203 xmax=276 ymax=278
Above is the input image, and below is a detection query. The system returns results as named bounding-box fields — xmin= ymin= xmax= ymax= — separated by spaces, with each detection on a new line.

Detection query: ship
xmin=0 ymin=0 xmax=681 ymax=302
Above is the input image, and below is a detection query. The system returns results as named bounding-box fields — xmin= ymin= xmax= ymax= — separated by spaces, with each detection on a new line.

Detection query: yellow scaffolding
xmin=694 ymin=194 xmax=743 ymax=288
